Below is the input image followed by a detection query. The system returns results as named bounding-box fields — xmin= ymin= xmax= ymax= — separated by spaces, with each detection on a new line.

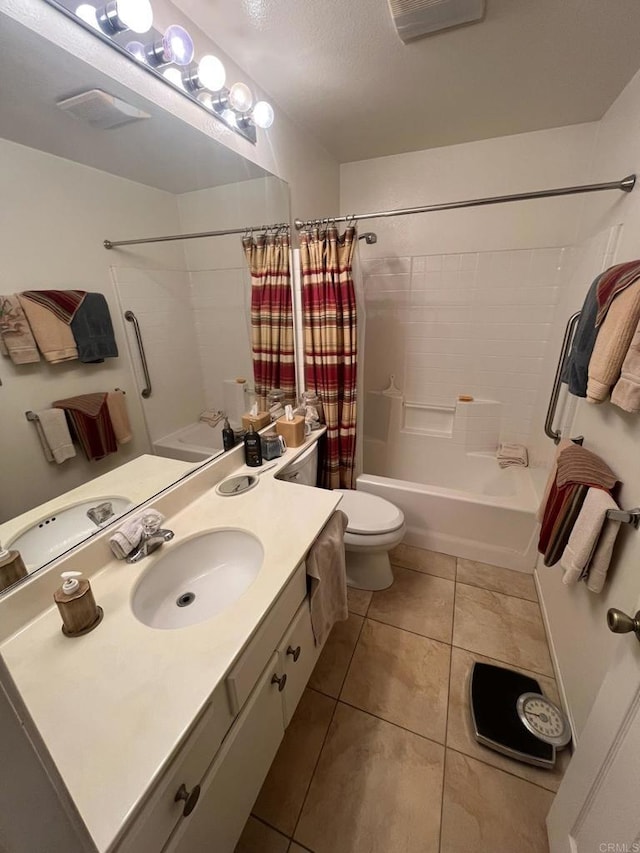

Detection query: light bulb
xmin=76 ymin=4 xmax=101 ymax=30
xmin=196 ymin=91 xmax=215 ymax=110
xmin=197 ymin=55 xmax=226 ymax=92
xmin=163 ymin=67 xmax=185 ymax=90
xmin=125 ymin=40 xmax=147 ymax=62
xmin=222 ymin=109 xmax=238 ymax=128
xmin=162 ymin=24 xmax=194 ymax=66
xmin=114 ymin=0 xmax=152 ymax=33
xmin=229 ymin=82 xmax=253 ymax=113
xmin=252 ymin=100 xmax=274 ymax=129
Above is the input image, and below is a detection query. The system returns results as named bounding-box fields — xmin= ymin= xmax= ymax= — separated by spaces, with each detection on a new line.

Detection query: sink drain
xmin=176 ymin=592 xmax=196 ymax=608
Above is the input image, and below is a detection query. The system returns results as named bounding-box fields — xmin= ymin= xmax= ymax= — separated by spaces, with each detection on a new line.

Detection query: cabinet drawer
xmin=162 ymin=653 xmax=285 ymax=853
xmin=226 ymin=561 xmax=306 ymax=715
xmin=280 ymin=600 xmax=320 ymax=727
xmin=115 ymin=682 xmax=234 ymax=853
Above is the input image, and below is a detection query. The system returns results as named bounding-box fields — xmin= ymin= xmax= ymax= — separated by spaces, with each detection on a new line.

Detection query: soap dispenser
xmin=243 ymin=423 xmax=263 ymax=467
xmin=54 ymin=571 xmax=103 ymax=637
xmin=222 ymin=417 xmax=236 ymax=452
xmin=0 ymin=541 xmax=27 ymax=593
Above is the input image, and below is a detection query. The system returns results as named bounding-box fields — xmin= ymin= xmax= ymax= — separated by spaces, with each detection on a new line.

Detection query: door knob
xmin=606 ymin=608 xmax=640 ymax=641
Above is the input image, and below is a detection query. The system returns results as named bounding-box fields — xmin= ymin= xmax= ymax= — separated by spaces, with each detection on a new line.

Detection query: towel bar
xmin=606 ymin=508 xmax=640 ymax=528
xmin=25 ymin=411 xmax=39 ymax=422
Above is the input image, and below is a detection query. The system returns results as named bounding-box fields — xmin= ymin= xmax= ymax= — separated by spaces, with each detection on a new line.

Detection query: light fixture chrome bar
xmin=104 ymin=222 xmax=290 ymax=250
xmin=294 ymin=175 xmax=636 ymax=230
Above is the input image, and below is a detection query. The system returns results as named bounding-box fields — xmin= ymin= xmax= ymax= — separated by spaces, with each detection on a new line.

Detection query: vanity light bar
xmin=43 ymin=0 xmax=275 ymax=143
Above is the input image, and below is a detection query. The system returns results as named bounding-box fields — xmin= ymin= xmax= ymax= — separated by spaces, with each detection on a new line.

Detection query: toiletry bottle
xmin=54 ymin=571 xmax=102 ymax=637
xmin=244 ymin=423 xmax=263 ymax=467
xmin=0 ymin=541 xmax=27 ymax=593
xmin=222 ymin=417 xmax=235 ymax=452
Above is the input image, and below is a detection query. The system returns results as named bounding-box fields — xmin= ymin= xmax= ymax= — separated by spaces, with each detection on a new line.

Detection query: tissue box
xmin=241 ymin=411 xmax=270 ymax=431
xmin=276 ymin=415 xmax=305 ymax=447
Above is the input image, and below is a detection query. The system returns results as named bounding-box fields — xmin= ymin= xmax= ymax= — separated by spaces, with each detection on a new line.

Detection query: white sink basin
xmin=131 ymin=529 xmax=264 ymax=630
xmin=8 ymin=497 xmax=133 ymax=570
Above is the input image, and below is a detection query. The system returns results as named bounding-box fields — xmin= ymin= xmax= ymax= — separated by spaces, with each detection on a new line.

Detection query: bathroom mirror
xmin=0 ymin=12 xmax=291 ymax=590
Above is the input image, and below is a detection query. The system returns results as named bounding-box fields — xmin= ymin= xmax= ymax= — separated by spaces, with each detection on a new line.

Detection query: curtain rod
xmin=293 ymin=174 xmax=636 ymax=230
xmin=103 ymin=221 xmax=290 ymax=250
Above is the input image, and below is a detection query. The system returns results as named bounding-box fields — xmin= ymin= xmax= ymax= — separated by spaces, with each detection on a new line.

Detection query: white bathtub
xmin=360 ymin=438 xmax=539 ymax=572
xmin=153 ymin=422 xmax=225 ymax=464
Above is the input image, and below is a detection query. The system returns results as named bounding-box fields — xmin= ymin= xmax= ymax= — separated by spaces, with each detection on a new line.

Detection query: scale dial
xmin=516 ymin=693 xmax=571 ymax=748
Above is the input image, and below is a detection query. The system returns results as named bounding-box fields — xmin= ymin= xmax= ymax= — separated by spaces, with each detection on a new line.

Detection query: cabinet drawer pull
xmin=271 ymin=672 xmax=287 ymax=691
xmin=286 ymin=645 xmax=301 ymax=662
xmin=175 ymin=783 xmax=201 ymax=817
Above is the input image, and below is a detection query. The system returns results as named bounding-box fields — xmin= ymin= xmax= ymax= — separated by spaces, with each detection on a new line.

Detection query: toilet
xmin=279 ymin=443 xmax=405 ymax=590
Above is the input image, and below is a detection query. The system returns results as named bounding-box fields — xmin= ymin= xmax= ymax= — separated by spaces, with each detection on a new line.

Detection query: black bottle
xmin=222 ymin=418 xmax=235 ymax=452
xmin=243 ymin=423 xmax=263 ymax=467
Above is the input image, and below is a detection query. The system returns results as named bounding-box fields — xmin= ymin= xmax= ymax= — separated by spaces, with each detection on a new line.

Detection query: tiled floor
xmin=236 ymin=545 xmax=566 ymax=853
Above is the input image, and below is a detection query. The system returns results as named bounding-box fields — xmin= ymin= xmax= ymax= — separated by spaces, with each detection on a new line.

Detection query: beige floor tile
xmin=308 ymin=614 xmax=363 ymax=698
xmin=440 ymin=750 xmax=553 ymax=853
xmin=289 ymin=845 xmax=312 ymax=853
xmin=447 ymin=646 xmax=571 ymax=791
xmin=390 ymin=543 xmax=456 ymax=580
xmin=347 ymin=586 xmax=373 ymax=616
xmin=341 ymin=619 xmax=450 ymax=742
xmin=453 ymin=583 xmax=553 ymax=676
xmin=235 ymin=816 xmax=289 ymax=853
xmin=368 ymin=566 xmax=455 ymax=642
xmin=295 ymin=703 xmax=444 ymax=853
xmin=457 ymin=558 xmax=538 ymax=601
xmin=253 ymin=689 xmax=336 ymax=835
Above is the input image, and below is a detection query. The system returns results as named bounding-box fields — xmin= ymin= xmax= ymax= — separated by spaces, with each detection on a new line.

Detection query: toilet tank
xmin=278 ymin=443 xmax=318 ymax=486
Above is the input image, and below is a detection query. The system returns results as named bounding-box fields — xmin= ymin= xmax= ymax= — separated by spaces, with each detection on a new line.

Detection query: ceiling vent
xmin=387 ymin=0 xmax=485 ymax=43
xmin=56 ymin=90 xmax=151 ymax=130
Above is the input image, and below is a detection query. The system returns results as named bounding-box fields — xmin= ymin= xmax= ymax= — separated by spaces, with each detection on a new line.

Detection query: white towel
xmin=306 ymin=510 xmax=349 ymax=646
xmin=34 ymin=409 xmax=76 ymax=464
xmin=586 ymin=515 xmax=622 ymax=594
xmin=561 ymin=489 xmax=618 ymax=586
xmin=497 ymin=442 xmax=529 ymax=468
xmin=109 ymin=509 xmax=164 ymax=559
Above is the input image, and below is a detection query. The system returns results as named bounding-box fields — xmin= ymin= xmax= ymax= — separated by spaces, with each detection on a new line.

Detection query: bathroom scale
xmin=469 ymin=662 xmax=571 ymax=769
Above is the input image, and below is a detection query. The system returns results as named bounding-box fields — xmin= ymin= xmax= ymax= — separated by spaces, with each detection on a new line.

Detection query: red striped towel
xmin=21 ymin=290 xmax=86 ymax=324
xmin=595 ymin=261 xmax=640 ymax=327
xmin=53 ymin=393 xmax=117 ymax=461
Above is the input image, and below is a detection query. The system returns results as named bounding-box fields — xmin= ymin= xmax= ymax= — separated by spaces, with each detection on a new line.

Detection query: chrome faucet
xmin=126 ymin=516 xmax=174 ymax=563
xmin=87 ymin=501 xmax=115 ymax=527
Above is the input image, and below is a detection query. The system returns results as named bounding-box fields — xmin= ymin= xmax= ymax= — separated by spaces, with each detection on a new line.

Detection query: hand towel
xmin=610 ymin=317 xmax=640 ymax=413
xmin=561 ymin=488 xmax=618 ymax=585
xmin=18 ymin=295 xmax=77 ymax=363
xmin=306 ymin=510 xmax=349 ymax=646
xmin=536 ymin=438 xmax=573 ymax=523
xmin=33 ymin=409 xmax=76 ymax=464
xmin=0 ymin=295 xmax=41 ymax=364
xmin=587 ymin=281 xmax=640 ymax=403
xmin=106 ymin=390 xmax=132 ymax=444
xmin=586 ymin=515 xmax=622 ymax=593
xmin=497 ymin=443 xmax=528 ymax=468
xmin=544 ymin=483 xmax=589 ymax=567
xmin=53 ymin=393 xmax=117 ymax=461
xmin=20 ymin=289 xmax=86 ymax=323
xmin=109 ymin=509 xmax=164 ymax=559
xmin=555 ymin=444 xmax=618 ymax=491
xmin=561 ymin=274 xmax=601 ymax=397
xmin=595 ymin=260 xmax=640 ymax=327
xmin=70 ymin=293 xmax=118 ymax=363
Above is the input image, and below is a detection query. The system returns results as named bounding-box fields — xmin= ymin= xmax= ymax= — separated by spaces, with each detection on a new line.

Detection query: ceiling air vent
xmin=387 ymin=0 xmax=485 ymax=43
xmin=56 ymin=90 xmax=151 ymax=130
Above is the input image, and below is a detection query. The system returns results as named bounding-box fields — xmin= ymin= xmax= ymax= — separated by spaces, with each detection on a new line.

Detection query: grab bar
xmin=124 ymin=310 xmax=152 ymax=398
xmin=544 ymin=311 xmax=581 ymax=444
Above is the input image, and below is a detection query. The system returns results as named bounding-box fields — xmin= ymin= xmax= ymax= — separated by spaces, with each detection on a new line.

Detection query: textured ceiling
xmin=174 ymin=0 xmax=640 ymax=163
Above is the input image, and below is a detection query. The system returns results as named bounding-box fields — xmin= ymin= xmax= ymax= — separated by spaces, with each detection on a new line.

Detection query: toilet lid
xmin=335 ymin=489 xmax=404 ymax=535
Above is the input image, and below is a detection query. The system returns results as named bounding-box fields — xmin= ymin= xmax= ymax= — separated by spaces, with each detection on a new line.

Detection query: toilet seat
xmin=334 ymin=489 xmax=404 ymax=535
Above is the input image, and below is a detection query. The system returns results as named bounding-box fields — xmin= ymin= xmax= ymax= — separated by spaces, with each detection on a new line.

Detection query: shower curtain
xmin=301 ymin=225 xmax=358 ymax=489
xmin=243 ymin=231 xmax=296 ymax=408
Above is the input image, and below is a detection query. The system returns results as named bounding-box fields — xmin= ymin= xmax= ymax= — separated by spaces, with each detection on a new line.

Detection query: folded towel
xmin=595 ymin=261 xmax=640 ymax=327
xmin=109 ymin=509 xmax=164 ymax=559
xmin=544 ymin=483 xmax=589 ymax=567
xmin=18 ymin=295 xmax=77 ymax=363
xmin=33 ymin=409 xmax=76 ymax=464
xmin=70 ymin=293 xmax=118 ymax=363
xmin=306 ymin=510 xmax=349 ymax=646
xmin=106 ymin=390 xmax=132 ymax=444
xmin=555 ymin=444 xmax=618 ymax=491
xmin=536 ymin=438 xmax=573 ymax=523
xmin=561 ymin=489 xmax=618 ymax=585
xmin=561 ymin=274 xmax=602 ymax=397
xmin=0 ymin=295 xmax=41 ymax=364
xmin=587 ymin=281 xmax=640 ymax=403
xmin=610 ymin=317 xmax=640 ymax=413
xmin=53 ymin=393 xmax=117 ymax=461
xmin=199 ymin=410 xmax=224 ymax=427
xmin=586 ymin=515 xmax=622 ymax=593
xmin=497 ymin=443 xmax=528 ymax=468
xmin=20 ymin=289 xmax=86 ymax=323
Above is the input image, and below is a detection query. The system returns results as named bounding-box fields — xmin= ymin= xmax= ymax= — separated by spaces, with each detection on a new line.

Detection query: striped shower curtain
xmin=243 ymin=231 xmax=295 ymax=408
xmin=301 ymin=225 xmax=358 ymax=489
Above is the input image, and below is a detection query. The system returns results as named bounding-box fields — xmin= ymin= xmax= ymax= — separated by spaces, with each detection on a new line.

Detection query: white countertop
xmin=0 ymin=438 xmax=340 ymax=852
